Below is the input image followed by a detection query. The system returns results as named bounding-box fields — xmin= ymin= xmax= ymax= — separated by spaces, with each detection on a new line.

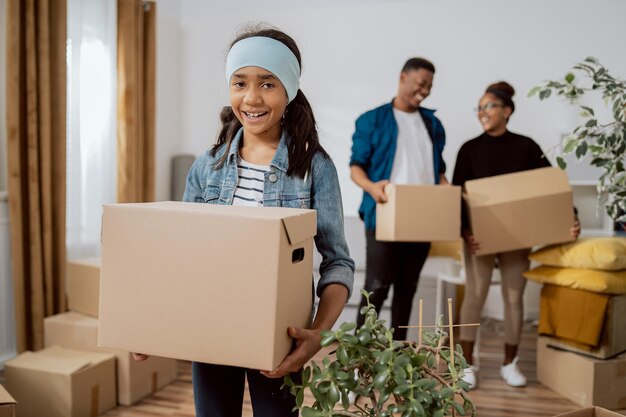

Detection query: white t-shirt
xmin=389 ymin=108 xmax=435 ymax=185
xmin=233 ymin=157 xmax=269 ymax=207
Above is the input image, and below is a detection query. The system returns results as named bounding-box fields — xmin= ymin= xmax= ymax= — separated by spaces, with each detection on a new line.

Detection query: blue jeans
xmin=192 ymin=362 xmax=299 ymax=417
xmin=356 ymin=230 xmax=431 ymax=341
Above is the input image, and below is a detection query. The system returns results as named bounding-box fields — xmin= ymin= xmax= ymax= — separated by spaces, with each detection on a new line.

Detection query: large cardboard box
xmin=537 ymin=336 xmax=626 ymax=409
xmin=376 ymin=184 xmax=461 ymax=242
xmin=541 ymin=292 xmax=626 ymax=359
xmin=553 ymin=407 xmax=626 ymax=416
xmin=45 ymin=311 xmax=178 ymax=405
xmin=98 ymin=202 xmax=316 ymax=370
xmin=4 ymin=346 xmax=116 ymax=417
xmin=0 ymin=385 xmax=16 ymax=417
xmin=67 ymin=257 xmax=101 ymax=317
xmin=464 ymin=167 xmax=575 ymax=255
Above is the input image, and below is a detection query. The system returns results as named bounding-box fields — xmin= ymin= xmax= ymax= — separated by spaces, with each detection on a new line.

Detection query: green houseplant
xmin=285 ymin=291 xmax=475 ymax=417
xmin=529 ymin=57 xmax=626 ymax=227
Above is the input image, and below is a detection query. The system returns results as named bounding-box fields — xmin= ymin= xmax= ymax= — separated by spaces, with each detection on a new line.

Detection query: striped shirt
xmin=233 ymin=157 xmax=269 ymax=207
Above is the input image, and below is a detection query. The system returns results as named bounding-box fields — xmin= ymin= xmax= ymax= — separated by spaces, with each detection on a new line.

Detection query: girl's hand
xmin=260 ymin=327 xmax=321 ymax=379
xmin=132 ymin=353 xmax=150 ymax=361
xmin=462 ymin=229 xmax=480 ymax=255
xmin=570 ymin=220 xmax=581 ymax=239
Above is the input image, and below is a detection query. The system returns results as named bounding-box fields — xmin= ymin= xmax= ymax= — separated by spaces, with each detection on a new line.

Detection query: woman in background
xmin=452 ymin=81 xmax=580 ymax=389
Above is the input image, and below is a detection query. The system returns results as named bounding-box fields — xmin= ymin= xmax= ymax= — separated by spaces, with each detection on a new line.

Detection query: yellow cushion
xmin=529 ymin=237 xmax=626 ymax=271
xmin=428 ymin=240 xmax=462 ymax=260
xmin=523 ymin=266 xmax=626 ymax=295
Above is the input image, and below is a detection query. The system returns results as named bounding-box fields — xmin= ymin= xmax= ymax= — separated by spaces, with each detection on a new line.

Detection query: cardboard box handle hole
xmin=292 ymin=248 xmax=305 ymax=263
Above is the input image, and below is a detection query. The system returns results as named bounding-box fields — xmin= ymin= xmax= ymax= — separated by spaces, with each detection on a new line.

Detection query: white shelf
xmin=580 ymin=228 xmax=615 ymax=237
xmin=570 ymin=180 xmax=598 ymax=187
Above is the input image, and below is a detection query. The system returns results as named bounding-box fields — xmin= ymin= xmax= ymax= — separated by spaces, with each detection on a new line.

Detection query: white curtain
xmin=66 ymin=0 xmax=117 ymax=260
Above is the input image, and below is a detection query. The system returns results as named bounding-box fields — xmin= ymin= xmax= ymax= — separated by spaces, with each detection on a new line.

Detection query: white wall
xmin=156 ymin=0 xmax=626 ymax=212
xmin=0 ymin=0 xmax=7 ymax=191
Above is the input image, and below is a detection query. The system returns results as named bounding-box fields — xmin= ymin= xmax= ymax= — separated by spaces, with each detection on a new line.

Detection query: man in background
xmin=349 ymin=57 xmax=448 ymax=340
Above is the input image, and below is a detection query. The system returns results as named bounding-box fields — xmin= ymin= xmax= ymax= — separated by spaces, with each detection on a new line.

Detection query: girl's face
xmin=477 ymin=93 xmax=512 ymax=135
xmin=229 ymin=66 xmax=288 ymax=139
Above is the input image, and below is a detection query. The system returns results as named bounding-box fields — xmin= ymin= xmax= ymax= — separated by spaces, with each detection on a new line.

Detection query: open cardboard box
xmin=376 ymin=184 xmax=461 ymax=242
xmin=0 ymin=385 xmax=16 ymax=417
xmin=464 ymin=167 xmax=575 ymax=255
xmin=540 ymin=288 xmax=626 ymax=360
xmin=4 ymin=346 xmax=116 ymax=417
xmin=98 ymin=202 xmax=316 ymax=371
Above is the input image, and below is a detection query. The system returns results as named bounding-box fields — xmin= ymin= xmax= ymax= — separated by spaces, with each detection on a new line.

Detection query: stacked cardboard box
xmin=0 ymin=385 xmax=16 ymax=417
xmin=67 ymin=258 xmax=102 ymax=317
xmin=537 ymin=337 xmax=626 ymax=409
xmin=553 ymin=407 xmax=626 ymax=417
xmin=4 ymin=346 xmax=116 ymax=417
xmin=98 ymin=202 xmax=316 ymax=370
xmin=45 ymin=311 xmax=178 ymax=405
xmin=539 ymin=287 xmax=626 ymax=359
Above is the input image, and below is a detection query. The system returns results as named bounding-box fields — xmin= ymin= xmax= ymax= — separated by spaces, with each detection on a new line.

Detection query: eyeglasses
xmin=475 ymin=103 xmax=504 ymax=112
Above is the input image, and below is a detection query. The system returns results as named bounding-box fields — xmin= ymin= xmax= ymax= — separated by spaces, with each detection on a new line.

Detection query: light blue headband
xmin=225 ymin=36 xmax=301 ymax=103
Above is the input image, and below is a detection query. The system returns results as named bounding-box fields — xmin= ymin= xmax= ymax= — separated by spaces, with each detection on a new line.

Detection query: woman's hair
xmin=212 ymin=24 xmax=328 ymax=178
xmin=485 ymin=81 xmax=515 ymax=113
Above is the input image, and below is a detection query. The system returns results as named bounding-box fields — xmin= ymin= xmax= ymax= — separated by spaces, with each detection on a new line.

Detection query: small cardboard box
xmin=45 ymin=311 xmax=178 ymax=405
xmin=553 ymin=407 xmax=626 ymax=416
xmin=4 ymin=346 xmax=116 ymax=417
xmin=98 ymin=202 xmax=316 ymax=370
xmin=464 ymin=167 xmax=575 ymax=255
xmin=0 ymin=385 xmax=16 ymax=417
xmin=541 ymin=292 xmax=626 ymax=360
xmin=67 ymin=258 xmax=101 ymax=317
xmin=537 ymin=336 xmax=626 ymax=409
xmin=376 ymin=184 xmax=461 ymax=242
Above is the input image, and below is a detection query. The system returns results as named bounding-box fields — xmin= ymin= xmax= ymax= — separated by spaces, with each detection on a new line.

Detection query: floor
xmin=87 ymin=319 xmax=625 ymax=417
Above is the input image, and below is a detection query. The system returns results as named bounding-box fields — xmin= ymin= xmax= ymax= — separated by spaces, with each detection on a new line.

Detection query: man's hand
xmin=260 ymin=327 xmax=322 ymax=379
xmin=367 ymin=180 xmax=389 ymax=203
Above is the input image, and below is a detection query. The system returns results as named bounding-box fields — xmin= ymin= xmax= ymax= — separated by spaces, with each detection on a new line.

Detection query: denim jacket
xmin=349 ymin=100 xmax=447 ymax=230
xmin=183 ymin=128 xmax=355 ymax=298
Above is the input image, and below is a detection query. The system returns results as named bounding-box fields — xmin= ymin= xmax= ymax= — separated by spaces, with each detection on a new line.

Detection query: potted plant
xmin=529 ymin=57 xmax=626 ymax=230
xmin=285 ymin=291 xmax=475 ymax=417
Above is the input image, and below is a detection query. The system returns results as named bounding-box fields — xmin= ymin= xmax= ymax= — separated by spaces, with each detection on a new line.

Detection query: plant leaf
xmin=576 ymin=142 xmax=588 ymax=159
xmin=527 ymin=86 xmax=541 ymax=97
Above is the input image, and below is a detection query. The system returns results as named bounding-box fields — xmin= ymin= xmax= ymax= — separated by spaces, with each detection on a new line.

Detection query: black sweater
xmin=452 ymin=130 xmax=551 ymax=228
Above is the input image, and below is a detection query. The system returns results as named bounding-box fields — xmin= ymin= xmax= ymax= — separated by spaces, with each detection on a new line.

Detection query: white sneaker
xmin=348 ymin=391 xmax=357 ymax=404
xmin=461 ymin=365 xmax=478 ymax=390
xmin=500 ymin=357 xmax=527 ymax=387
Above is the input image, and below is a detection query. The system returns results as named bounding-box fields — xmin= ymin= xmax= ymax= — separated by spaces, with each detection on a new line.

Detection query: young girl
xmin=134 ymin=26 xmax=355 ymax=417
xmin=452 ymin=82 xmax=580 ymax=389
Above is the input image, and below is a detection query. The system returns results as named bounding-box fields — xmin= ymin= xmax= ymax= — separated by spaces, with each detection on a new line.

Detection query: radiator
xmin=0 ymin=191 xmax=16 ymax=368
